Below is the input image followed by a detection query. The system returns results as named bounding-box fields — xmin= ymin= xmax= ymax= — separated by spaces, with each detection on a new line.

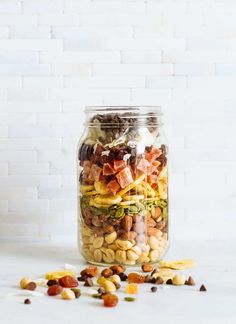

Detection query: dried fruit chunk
xmin=125 ymin=283 xmax=139 ymax=294
xmin=116 ymin=167 xmax=133 ymax=188
xmin=128 ymin=273 xmax=145 ymax=284
xmin=45 ymin=270 xmax=75 ymax=280
xmin=113 ymin=160 xmax=127 ymax=172
xmin=88 ymin=164 xmax=102 ymax=182
xmin=47 ymin=285 xmax=63 ymax=296
xmin=107 ymin=179 xmax=120 ymax=195
xmin=158 ymin=259 xmax=195 ymax=270
xmin=103 ymin=163 xmax=115 ymax=175
xmin=103 ymin=294 xmax=119 ymax=307
xmin=58 ymin=276 xmax=78 ymax=288
xmin=80 ymin=266 xmax=99 ymax=277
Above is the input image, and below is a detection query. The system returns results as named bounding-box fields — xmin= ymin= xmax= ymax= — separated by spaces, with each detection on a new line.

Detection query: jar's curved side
xmin=77 ymin=112 xmax=169 ymax=266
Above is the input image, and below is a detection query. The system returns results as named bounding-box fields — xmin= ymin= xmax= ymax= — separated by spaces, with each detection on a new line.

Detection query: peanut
xmin=127 ymin=246 xmax=142 ymax=261
xmin=172 ymin=275 xmax=186 ymax=286
xmin=137 ymin=252 xmax=150 ymax=264
xmin=61 ymin=289 xmax=75 ymax=300
xmin=116 ymin=239 xmax=133 ymax=251
xmin=109 ymin=274 xmax=121 ymax=284
xmin=148 ymin=236 xmax=159 ymax=250
xmin=20 ymin=278 xmax=31 ymax=289
xmin=92 ymin=237 xmax=104 ymax=248
xmin=149 ymin=249 xmax=160 ymax=262
xmin=94 ymin=249 xmax=103 ymax=263
xmin=101 ymin=280 xmax=116 ymax=293
xmin=105 ymin=232 xmax=117 ymax=244
xmin=102 ymin=248 xmax=115 ymax=263
xmin=115 ymin=249 xmax=127 ymax=264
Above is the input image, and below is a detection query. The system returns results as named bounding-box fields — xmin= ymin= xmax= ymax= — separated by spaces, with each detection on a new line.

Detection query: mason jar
xmin=77 ymin=106 xmax=169 ymax=266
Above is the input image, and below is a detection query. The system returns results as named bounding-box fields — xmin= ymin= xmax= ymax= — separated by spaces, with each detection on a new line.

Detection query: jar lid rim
xmin=85 ymin=106 xmax=162 ymax=114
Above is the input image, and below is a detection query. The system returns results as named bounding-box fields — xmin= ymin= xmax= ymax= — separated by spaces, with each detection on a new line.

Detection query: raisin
xmin=102 ymin=294 xmax=119 ymax=307
xmin=47 ymin=279 xmax=58 ymax=287
xmin=58 ymin=276 xmax=78 ymax=288
xmin=128 ymin=273 xmax=145 ymax=284
xmin=78 ymin=143 xmax=93 ymax=161
xmin=47 ymin=285 xmax=63 ymax=296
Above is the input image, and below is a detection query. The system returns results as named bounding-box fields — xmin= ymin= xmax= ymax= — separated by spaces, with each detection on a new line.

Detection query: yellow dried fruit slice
xmin=141 ymin=181 xmax=156 ymax=198
xmin=80 ymin=185 xmax=94 ymax=194
xmin=94 ymin=194 xmax=122 ymax=205
xmin=144 ymin=197 xmax=160 ymax=201
xmin=153 ymin=268 xmax=174 ymax=281
xmin=158 ymin=259 xmax=195 ymax=270
xmin=123 ymin=195 xmax=144 ymax=201
xmin=94 ymin=181 xmax=109 ymax=195
xmin=89 ymin=199 xmax=111 ymax=208
xmin=117 ymin=200 xmax=136 ymax=206
xmin=118 ymin=174 xmax=145 ymax=196
xmin=83 ymin=190 xmax=98 ymax=196
xmin=45 ymin=270 xmax=75 ymax=280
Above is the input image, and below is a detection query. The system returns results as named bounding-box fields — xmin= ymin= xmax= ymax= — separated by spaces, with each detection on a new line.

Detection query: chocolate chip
xmin=84 ymin=277 xmax=93 ymax=287
xmin=151 ymin=286 xmax=157 ymax=293
xmin=47 ymin=279 xmax=58 ymax=287
xmin=118 ymin=273 xmax=128 ymax=281
xmin=199 ymin=284 xmax=207 ymax=291
xmin=185 ymin=276 xmax=195 ymax=286
xmin=166 ymin=279 xmax=173 ymax=285
xmin=97 ymin=287 xmax=106 ymax=295
xmin=24 ymin=298 xmax=31 ymax=304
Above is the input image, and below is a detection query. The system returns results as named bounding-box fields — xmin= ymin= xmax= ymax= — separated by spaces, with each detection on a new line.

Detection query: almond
xmin=121 ymin=215 xmax=133 ymax=232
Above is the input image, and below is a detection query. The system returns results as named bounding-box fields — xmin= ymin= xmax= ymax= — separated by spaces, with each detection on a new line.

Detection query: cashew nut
xmin=92 ymin=237 xmax=104 ymax=248
xmin=105 ymin=232 xmax=117 ymax=244
xmin=149 ymin=249 xmax=160 ymax=262
xmin=115 ymin=249 xmax=127 ymax=263
xmin=148 ymin=236 xmax=159 ymax=250
xmin=102 ymin=248 xmax=115 ymax=263
xmin=94 ymin=249 xmax=103 ymax=263
xmin=172 ymin=275 xmax=186 ymax=286
xmin=137 ymin=252 xmax=150 ymax=264
xmin=116 ymin=239 xmax=133 ymax=251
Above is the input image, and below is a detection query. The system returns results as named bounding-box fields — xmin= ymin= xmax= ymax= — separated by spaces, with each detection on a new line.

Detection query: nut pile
xmin=19 ymin=259 xmax=207 ymax=307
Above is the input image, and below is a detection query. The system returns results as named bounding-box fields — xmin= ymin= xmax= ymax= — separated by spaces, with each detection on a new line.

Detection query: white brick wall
xmin=0 ymin=0 xmax=235 ymax=242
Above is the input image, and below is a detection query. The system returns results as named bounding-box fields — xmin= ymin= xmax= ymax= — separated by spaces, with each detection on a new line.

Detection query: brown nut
xmin=103 ymin=224 xmax=115 ymax=234
xmin=152 ymin=207 xmax=162 ymax=219
xmin=91 ymin=216 xmax=102 ymax=227
xmin=26 ymin=282 xmax=37 ymax=291
xmin=156 ymin=220 xmax=166 ymax=230
xmin=147 ymin=218 xmax=156 ymax=227
xmin=147 ymin=227 xmax=159 ymax=236
xmin=141 ymin=264 xmax=154 ymax=273
xmin=155 ymin=276 xmax=164 ymax=285
xmin=121 ymin=215 xmax=133 ymax=232
xmin=110 ymin=265 xmax=125 ymax=274
xmin=119 ymin=231 xmax=137 ymax=241
xmin=101 ymin=268 xmax=113 ymax=278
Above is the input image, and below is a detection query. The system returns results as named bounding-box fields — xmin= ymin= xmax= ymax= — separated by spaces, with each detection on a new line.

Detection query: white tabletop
xmin=0 ymin=240 xmax=235 ymax=324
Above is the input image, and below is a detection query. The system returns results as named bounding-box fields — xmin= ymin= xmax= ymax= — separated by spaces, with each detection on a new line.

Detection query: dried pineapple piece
xmin=83 ymin=190 xmax=98 ymax=196
xmin=89 ymin=198 xmax=111 ymax=208
xmin=158 ymin=259 xmax=195 ymax=270
xmin=157 ymin=166 xmax=168 ymax=200
xmin=80 ymin=185 xmax=94 ymax=194
xmin=141 ymin=181 xmax=156 ymax=197
xmin=94 ymin=181 xmax=109 ymax=195
xmin=94 ymin=195 xmax=122 ymax=205
xmin=45 ymin=270 xmax=75 ymax=280
xmin=117 ymin=200 xmax=136 ymax=206
xmin=123 ymin=195 xmax=144 ymax=201
xmin=118 ymin=174 xmax=145 ymax=196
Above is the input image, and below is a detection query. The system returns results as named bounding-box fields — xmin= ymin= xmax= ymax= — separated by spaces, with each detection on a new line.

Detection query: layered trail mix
xmin=78 ymin=112 xmax=168 ymax=265
xmin=19 ymin=259 xmax=207 ymax=308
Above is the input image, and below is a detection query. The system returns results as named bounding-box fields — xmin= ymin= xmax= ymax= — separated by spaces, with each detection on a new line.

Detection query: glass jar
xmin=77 ymin=106 xmax=169 ymax=266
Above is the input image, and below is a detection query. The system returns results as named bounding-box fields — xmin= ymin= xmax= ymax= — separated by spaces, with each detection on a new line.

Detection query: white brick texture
xmin=0 ymin=0 xmax=235 ymax=242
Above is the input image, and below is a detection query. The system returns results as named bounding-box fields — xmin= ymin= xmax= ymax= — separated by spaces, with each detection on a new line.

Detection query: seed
xmin=115 ymin=208 xmax=125 ymax=219
xmin=155 ymin=276 xmax=164 ymax=285
xmin=199 ymin=284 xmax=207 ymax=292
xmin=151 ymin=287 xmax=157 ymax=293
xmin=166 ymin=279 xmax=173 ymax=285
xmin=24 ymin=298 xmax=31 ymax=304
xmin=185 ymin=276 xmax=195 ymax=286
xmin=141 ymin=264 xmax=153 ymax=273
xmin=71 ymin=288 xmax=81 ymax=298
xmin=101 ymin=268 xmax=113 ymax=278
xmin=47 ymin=279 xmax=58 ymax=287
xmin=124 ymin=297 xmax=136 ymax=302
xmin=118 ymin=273 xmax=128 ymax=281
xmin=26 ymin=282 xmax=37 ymax=291
xmin=92 ymin=293 xmax=102 ymax=299
xmin=125 ymin=283 xmax=139 ymax=294
xmin=84 ymin=277 xmax=93 ymax=287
